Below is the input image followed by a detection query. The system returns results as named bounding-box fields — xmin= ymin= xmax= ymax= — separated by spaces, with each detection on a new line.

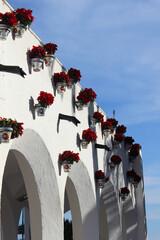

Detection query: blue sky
xmin=6 ymin=0 xmax=160 ymax=239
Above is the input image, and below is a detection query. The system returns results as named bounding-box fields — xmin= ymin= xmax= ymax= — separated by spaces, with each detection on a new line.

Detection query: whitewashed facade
xmin=0 ymin=1 xmax=147 ymax=239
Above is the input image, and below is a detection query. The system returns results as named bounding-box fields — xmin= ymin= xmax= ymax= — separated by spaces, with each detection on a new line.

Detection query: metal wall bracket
xmin=95 ymin=143 xmax=111 ymax=151
xmin=59 ymin=113 xmax=81 ymax=126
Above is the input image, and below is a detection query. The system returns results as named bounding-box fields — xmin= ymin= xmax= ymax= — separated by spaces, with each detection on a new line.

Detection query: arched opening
xmin=64 ymin=160 xmax=99 ymax=240
xmin=99 ymin=181 xmax=122 ymax=240
xmin=1 ymin=129 xmax=63 ymax=240
xmin=1 ymin=150 xmax=41 ymax=240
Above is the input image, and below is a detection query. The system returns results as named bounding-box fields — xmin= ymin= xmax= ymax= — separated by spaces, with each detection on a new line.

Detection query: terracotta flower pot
xmin=0 ymin=127 xmax=13 ymax=143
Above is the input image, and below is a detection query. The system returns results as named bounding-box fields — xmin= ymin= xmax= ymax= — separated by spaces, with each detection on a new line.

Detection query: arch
xmin=1 ymin=129 xmax=63 ymax=240
xmin=100 ymin=180 xmax=122 ymax=240
xmin=122 ymin=196 xmax=138 ymax=240
xmin=65 ymin=160 xmax=99 ymax=240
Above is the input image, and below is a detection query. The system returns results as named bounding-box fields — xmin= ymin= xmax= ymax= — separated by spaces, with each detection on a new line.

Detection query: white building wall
xmin=0 ymin=1 xmax=147 ymax=240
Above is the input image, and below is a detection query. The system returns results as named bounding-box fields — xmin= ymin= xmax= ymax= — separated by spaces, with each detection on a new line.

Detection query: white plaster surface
xmin=0 ymin=1 xmax=147 ymax=239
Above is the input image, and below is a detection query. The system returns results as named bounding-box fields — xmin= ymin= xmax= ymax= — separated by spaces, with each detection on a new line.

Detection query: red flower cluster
xmin=107 ymin=118 xmax=118 ymax=128
xmin=120 ymin=187 xmax=130 ymax=194
xmin=43 ymin=42 xmax=58 ymax=55
xmin=0 ymin=117 xmax=24 ymax=139
xmin=95 ymin=170 xmax=105 ymax=180
xmin=124 ymin=136 xmax=135 ymax=144
xmin=82 ymin=128 xmax=97 ymax=143
xmin=114 ymin=133 xmax=124 ymax=142
xmin=54 ymin=72 xmax=70 ymax=84
xmin=29 ymin=45 xmax=46 ymax=59
xmin=77 ymin=88 xmax=97 ymax=104
xmin=60 ymin=150 xmax=80 ymax=164
xmin=0 ymin=12 xmax=17 ymax=28
xmin=93 ymin=112 xmax=104 ymax=123
xmin=68 ymin=68 xmax=82 ymax=83
xmin=127 ymin=169 xmax=141 ymax=183
xmin=116 ymin=125 xmax=127 ymax=134
xmin=111 ymin=155 xmax=122 ymax=164
xmin=129 ymin=143 xmax=141 ymax=157
xmin=102 ymin=121 xmax=112 ymax=130
xmin=37 ymin=91 xmax=54 ymax=107
xmin=14 ymin=8 xmax=34 ymax=27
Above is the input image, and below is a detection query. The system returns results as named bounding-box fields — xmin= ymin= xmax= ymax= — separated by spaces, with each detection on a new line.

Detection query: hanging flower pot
xmin=109 ymin=155 xmax=122 ymax=169
xmin=90 ymin=118 xmax=97 ymax=128
xmin=43 ymin=43 xmax=57 ymax=66
xmin=31 ymin=58 xmax=43 ymax=72
xmin=44 ymin=54 xmax=54 ymax=66
xmin=120 ymin=187 xmax=130 ymax=201
xmin=107 ymin=118 xmax=118 ymax=131
xmin=36 ymin=91 xmax=54 ymax=116
xmin=81 ymin=139 xmax=89 ymax=149
xmin=0 ymin=24 xmax=10 ymax=40
xmin=124 ymin=136 xmax=135 ymax=150
xmin=76 ymin=88 xmax=97 ymax=109
xmin=0 ymin=117 xmax=24 ymax=143
xmin=29 ymin=45 xmax=46 ymax=72
xmin=67 ymin=68 xmax=82 ymax=89
xmin=0 ymin=11 xmax=17 ymax=40
xmin=81 ymin=128 xmax=97 ymax=149
xmin=60 ymin=151 xmax=80 ymax=173
xmin=113 ymin=133 xmax=124 ymax=148
xmin=53 ymin=72 xmax=69 ymax=94
xmin=62 ymin=161 xmax=72 ymax=172
xmin=14 ymin=23 xmax=26 ymax=38
xmin=14 ymin=8 xmax=34 ymax=38
xmin=102 ymin=121 xmax=112 ymax=137
xmin=127 ymin=169 xmax=141 ymax=188
xmin=129 ymin=143 xmax=141 ymax=162
xmin=67 ymin=78 xmax=75 ymax=89
xmin=56 ymin=82 xmax=66 ymax=94
xmin=95 ymin=170 xmax=108 ymax=188
xmin=0 ymin=127 xmax=13 ymax=143
xmin=36 ymin=105 xmax=46 ymax=116
xmin=75 ymin=100 xmax=83 ymax=111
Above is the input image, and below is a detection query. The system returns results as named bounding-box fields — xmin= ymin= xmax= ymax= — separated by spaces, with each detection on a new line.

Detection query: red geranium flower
xmin=93 ymin=112 xmax=104 ymax=123
xmin=29 ymin=45 xmax=46 ymax=59
xmin=121 ymin=187 xmax=130 ymax=194
xmin=114 ymin=133 xmax=124 ymax=142
xmin=68 ymin=68 xmax=82 ymax=83
xmin=77 ymin=88 xmax=97 ymax=104
xmin=116 ymin=125 xmax=127 ymax=134
xmin=60 ymin=151 xmax=80 ymax=164
xmin=111 ymin=155 xmax=122 ymax=164
xmin=54 ymin=72 xmax=70 ymax=84
xmin=0 ymin=11 xmax=17 ymax=27
xmin=129 ymin=143 xmax=141 ymax=158
xmin=37 ymin=91 xmax=54 ymax=108
xmin=107 ymin=118 xmax=118 ymax=127
xmin=124 ymin=136 xmax=135 ymax=144
xmin=82 ymin=128 xmax=97 ymax=143
xmin=95 ymin=170 xmax=105 ymax=180
xmin=14 ymin=8 xmax=34 ymax=27
xmin=43 ymin=42 xmax=58 ymax=55
xmin=101 ymin=121 xmax=112 ymax=130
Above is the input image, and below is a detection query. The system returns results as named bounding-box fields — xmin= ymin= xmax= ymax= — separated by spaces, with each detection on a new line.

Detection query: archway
xmin=1 ymin=129 xmax=63 ymax=240
xmin=64 ymin=160 xmax=99 ymax=240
